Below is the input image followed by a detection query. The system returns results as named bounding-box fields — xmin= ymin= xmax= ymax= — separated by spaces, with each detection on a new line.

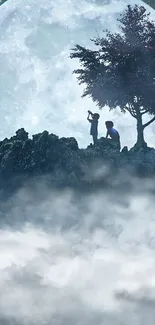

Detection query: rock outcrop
xmin=0 ymin=128 xmax=155 ymax=194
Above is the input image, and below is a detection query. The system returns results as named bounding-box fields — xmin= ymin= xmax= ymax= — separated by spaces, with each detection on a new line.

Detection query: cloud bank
xmin=0 ymin=166 xmax=155 ymax=324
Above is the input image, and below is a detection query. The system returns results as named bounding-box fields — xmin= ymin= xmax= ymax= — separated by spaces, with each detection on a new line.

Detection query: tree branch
xmin=130 ymin=112 xmax=137 ymax=118
xmin=143 ymin=116 xmax=155 ymax=129
xmin=141 ymin=110 xmax=148 ymax=115
xmin=125 ymin=106 xmax=136 ymax=118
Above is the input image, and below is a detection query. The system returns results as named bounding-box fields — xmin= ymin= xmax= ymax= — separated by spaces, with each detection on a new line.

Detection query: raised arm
xmin=87 ymin=112 xmax=92 ymax=123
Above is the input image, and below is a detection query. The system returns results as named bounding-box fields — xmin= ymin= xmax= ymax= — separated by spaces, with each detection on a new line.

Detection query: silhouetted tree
xmin=70 ymin=5 xmax=155 ymax=146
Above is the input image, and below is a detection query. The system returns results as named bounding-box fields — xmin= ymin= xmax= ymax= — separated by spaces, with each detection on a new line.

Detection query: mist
xmin=0 ymin=164 xmax=155 ymax=325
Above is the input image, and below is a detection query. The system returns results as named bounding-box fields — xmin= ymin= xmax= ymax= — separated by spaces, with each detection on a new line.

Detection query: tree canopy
xmin=70 ymin=5 xmax=155 ymax=145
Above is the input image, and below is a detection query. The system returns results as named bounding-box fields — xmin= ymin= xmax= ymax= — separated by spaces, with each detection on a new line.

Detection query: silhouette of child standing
xmin=87 ymin=110 xmax=100 ymax=145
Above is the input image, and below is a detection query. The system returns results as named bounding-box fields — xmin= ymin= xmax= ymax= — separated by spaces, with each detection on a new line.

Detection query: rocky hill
xmin=0 ymin=128 xmax=155 ymax=195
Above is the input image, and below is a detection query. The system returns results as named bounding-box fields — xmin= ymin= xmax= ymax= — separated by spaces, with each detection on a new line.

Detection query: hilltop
xmin=0 ymin=128 xmax=154 ymax=196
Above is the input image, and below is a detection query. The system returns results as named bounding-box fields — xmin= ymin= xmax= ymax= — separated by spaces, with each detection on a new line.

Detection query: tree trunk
xmin=136 ymin=114 xmax=145 ymax=146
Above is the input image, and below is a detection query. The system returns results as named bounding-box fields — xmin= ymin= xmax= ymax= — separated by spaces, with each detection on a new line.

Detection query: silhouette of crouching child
xmin=87 ymin=110 xmax=100 ymax=145
xmin=105 ymin=121 xmax=121 ymax=150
